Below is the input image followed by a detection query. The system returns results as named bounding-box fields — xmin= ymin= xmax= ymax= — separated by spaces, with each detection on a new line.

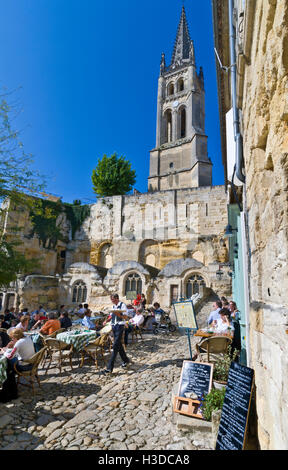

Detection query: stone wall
xmin=1 ymin=185 xmax=230 ymax=313
xmin=240 ymin=0 xmax=288 ymax=449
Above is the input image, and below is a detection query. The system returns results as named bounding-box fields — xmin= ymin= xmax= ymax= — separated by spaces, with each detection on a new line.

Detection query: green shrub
xmin=213 ymin=346 xmax=239 ymax=382
xmin=201 ymin=388 xmax=226 ymax=421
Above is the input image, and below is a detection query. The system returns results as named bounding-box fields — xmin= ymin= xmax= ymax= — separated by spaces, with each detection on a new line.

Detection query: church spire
xmin=170 ymin=6 xmax=192 ymax=67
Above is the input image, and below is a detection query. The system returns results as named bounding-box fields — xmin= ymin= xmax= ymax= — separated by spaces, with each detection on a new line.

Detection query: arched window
xmin=99 ymin=243 xmax=113 ymax=269
xmin=72 ymin=281 xmax=87 ymax=303
xmin=163 ymin=109 xmax=173 ymax=143
xmin=125 ymin=273 xmax=142 ymax=297
xmin=167 ymin=82 xmax=174 ymax=96
xmin=177 ymin=78 xmax=184 ymax=92
xmin=178 ymin=106 xmax=186 ymax=139
xmin=185 ymin=274 xmax=206 ymax=298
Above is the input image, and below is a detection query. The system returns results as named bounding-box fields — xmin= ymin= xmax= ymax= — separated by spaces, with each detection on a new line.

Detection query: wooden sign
xmin=216 ymin=361 xmax=254 ymax=450
xmin=174 ymin=360 xmax=213 ymax=419
xmin=173 ymin=301 xmax=198 ymax=330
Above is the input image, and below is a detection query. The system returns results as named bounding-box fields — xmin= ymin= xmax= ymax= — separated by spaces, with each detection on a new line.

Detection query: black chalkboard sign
xmin=178 ymin=360 xmax=213 ymax=400
xmin=216 ymin=361 xmax=254 ymax=450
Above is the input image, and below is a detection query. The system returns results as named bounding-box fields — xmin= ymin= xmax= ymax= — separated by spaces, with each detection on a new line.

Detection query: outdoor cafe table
xmin=72 ymin=316 xmax=102 ymax=326
xmin=56 ymin=330 xmax=98 ymax=352
xmin=194 ymin=329 xmax=234 ymax=341
xmin=0 ymin=354 xmax=8 ymax=388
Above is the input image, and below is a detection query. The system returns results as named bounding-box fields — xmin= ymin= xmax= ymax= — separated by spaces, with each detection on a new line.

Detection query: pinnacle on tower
xmin=170 ymin=6 xmax=192 ymax=67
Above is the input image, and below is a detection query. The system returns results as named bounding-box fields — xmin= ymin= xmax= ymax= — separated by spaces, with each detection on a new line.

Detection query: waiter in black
xmin=101 ymin=294 xmax=130 ymax=375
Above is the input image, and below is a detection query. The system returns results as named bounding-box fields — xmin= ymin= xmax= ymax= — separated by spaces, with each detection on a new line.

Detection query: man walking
xmin=101 ymin=294 xmax=130 ymax=375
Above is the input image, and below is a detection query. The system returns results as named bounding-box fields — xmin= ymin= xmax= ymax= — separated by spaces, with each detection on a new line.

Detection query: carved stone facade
xmin=212 ymin=0 xmax=288 ymax=450
xmin=0 ymin=7 xmax=230 ymax=314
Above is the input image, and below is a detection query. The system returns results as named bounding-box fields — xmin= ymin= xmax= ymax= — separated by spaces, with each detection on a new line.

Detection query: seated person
xmin=0 ymin=314 xmax=10 ymax=330
xmin=81 ymin=309 xmax=97 ymax=331
xmin=0 ymin=328 xmax=10 ymax=347
xmin=28 ymin=312 xmax=44 ymax=330
xmin=126 ymin=304 xmax=136 ymax=318
xmin=39 ymin=312 xmax=61 ymax=336
xmin=124 ymin=308 xmax=144 ymax=345
xmin=140 ymin=293 xmax=147 ymax=309
xmin=1 ymin=328 xmax=35 ymax=372
xmin=207 ymin=301 xmax=222 ymax=325
xmin=38 ymin=305 xmax=46 ymax=316
xmin=60 ymin=311 xmax=72 ymax=329
xmin=133 ymin=294 xmax=142 ymax=307
xmin=212 ymin=308 xmax=234 ymax=334
xmin=16 ymin=315 xmax=30 ymax=332
xmin=3 ymin=309 xmax=16 ymax=328
xmin=76 ymin=304 xmax=86 ymax=318
xmin=142 ymin=302 xmax=162 ymax=330
xmin=150 ymin=302 xmax=165 ymax=322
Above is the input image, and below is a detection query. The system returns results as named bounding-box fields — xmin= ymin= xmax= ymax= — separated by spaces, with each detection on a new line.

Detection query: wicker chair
xmin=80 ymin=333 xmax=110 ymax=368
xmin=39 ymin=328 xmax=65 ymax=340
xmin=13 ymin=347 xmax=47 ymax=394
xmin=44 ymin=338 xmax=74 ymax=374
xmin=131 ymin=324 xmax=144 ymax=342
xmin=196 ymin=336 xmax=232 ymax=363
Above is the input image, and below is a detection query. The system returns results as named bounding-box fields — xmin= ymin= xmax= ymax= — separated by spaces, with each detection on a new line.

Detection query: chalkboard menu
xmin=216 ymin=361 xmax=254 ymax=450
xmin=173 ymin=301 xmax=198 ymax=330
xmin=178 ymin=360 xmax=213 ymax=400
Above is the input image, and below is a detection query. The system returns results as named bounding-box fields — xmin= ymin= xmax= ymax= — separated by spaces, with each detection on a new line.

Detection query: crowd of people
xmin=0 ymin=292 xmax=242 ymax=402
xmin=0 ymin=295 xmax=168 ymax=378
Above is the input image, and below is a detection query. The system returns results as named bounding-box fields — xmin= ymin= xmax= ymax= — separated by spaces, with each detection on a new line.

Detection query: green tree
xmin=0 ymin=89 xmax=45 ymax=286
xmin=91 ymin=153 xmax=136 ymax=197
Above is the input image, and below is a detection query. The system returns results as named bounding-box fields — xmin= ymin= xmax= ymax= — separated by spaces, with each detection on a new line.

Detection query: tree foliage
xmin=91 ymin=153 xmax=136 ymax=197
xmin=0 ymin=89 xmax=45 ymax=286
xmin=28 ymin=198 xmax=91 ymax=248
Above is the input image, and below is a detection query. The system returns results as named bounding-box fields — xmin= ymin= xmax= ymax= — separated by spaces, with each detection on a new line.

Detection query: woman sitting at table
xmin=15 ymin=315 xmax=30 ymax=332
xmin=1 ymin=328 xmax=35 ymax=372
xmin=212 ymin=308 xmax=234 ymax=334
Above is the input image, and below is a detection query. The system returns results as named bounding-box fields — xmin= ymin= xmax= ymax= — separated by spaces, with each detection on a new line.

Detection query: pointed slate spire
xmin=171 ymin=6 xmax=192 ymax=67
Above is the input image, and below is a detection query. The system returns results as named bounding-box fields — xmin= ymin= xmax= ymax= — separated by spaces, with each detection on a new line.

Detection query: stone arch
xmin=72 ymin=280 xmax=87 ymax=303
xmin=167 ymin=82 xmax=175 ymax=96
xmin=163 ymin=108 xmax=173 ymax=143
xmin=123 ymin=271 xmax=143 ymax=299
xmin=177 ymin=105 xmax=186 ymax=139
xmin=183 ymin=272 xmax=207 ymax=298
xmin=97 ymin=240 xmax=113 ymax=268
xmin=177 ymin=77 xmax=184 ymax=92
xmin=139 ymin=240 xmax=160 ymax=268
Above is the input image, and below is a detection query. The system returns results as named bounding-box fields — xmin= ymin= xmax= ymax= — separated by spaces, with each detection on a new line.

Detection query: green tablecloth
xmin=0 ymin=355 xmax=8 ymax=387
xmin=56 ymin=331 xmax=98 ymax=352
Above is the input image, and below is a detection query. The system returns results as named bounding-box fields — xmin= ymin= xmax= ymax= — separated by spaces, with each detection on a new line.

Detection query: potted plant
xmin=201 ymin=388 xmax=226 ymax=421
xmin=213 ymin=346 xmax=239 ymax=389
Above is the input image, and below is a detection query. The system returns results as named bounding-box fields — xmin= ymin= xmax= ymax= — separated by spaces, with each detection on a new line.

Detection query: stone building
xmin=0 ymin=7 xmax=230 ymax=313
xmin=212 ymin=0 xmax=288 ymax=449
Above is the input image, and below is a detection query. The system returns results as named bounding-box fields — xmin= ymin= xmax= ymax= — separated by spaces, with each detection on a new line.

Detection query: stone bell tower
xmin=148 ymin=6 xmax=212 ymax=191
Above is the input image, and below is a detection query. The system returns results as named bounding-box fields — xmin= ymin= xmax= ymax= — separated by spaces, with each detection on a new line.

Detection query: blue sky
xmin=0 ymin=0 xmax=224 ymax=204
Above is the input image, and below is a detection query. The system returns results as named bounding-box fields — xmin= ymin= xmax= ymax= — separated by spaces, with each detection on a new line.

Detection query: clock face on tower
xmin=173 ymin=100 xmax=179 ymax=108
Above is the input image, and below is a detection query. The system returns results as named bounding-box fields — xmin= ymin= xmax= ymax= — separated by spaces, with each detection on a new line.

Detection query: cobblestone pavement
xmin=0 ymin=312 xmax=214 ymax=451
